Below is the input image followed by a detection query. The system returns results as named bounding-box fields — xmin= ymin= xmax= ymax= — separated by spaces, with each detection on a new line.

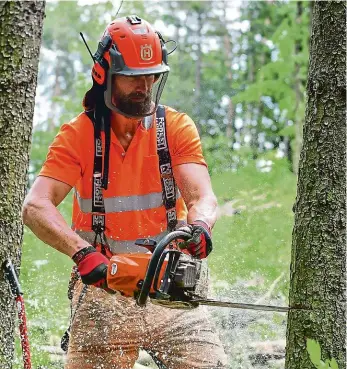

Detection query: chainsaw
xmin=107 ymin=231 xmax=308 ymax=313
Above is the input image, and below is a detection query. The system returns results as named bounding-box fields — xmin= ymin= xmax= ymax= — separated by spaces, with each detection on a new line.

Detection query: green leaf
xmin=329 ymin=358 xmax=339 ymax=369
xmin=307 ymin=339 xmax=322 ymax=367
xmin=278 ymin=125 xmax=295 ymax=138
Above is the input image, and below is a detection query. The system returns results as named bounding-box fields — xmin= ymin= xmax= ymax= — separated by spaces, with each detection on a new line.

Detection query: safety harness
xmin=86 ymin=103 xmax=178 ymax=254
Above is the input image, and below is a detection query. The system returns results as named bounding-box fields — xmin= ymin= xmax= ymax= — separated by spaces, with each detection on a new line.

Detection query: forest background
xmin=17 ymin=1 xmax=311 ymax=368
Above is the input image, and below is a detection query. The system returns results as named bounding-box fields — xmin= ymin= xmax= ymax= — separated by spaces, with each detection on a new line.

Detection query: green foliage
xmin=278 ymin=124 xmax=296 ymax=138
xmin=202 ymin=135 xmax=234 ymax=174
xmin=34 ymin=0 xmax=311 ymax=178
xmin=307 ymin=339 xmax=339 ymax=369
xmin=29 ymin=127 xmax=59 ymax=180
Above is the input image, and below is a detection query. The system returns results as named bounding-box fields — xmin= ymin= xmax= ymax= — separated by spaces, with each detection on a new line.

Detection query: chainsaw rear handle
xmin=136 ymin=230 xmax=191 ymax=307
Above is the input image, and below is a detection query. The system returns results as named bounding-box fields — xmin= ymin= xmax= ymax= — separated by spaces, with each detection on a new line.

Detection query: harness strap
xmin=86 ymin=105 xmax=177 ymax=242
xmin=102 ymin=108 xmax=111 ymax=190
xmin=155 ymin=105 xmax=177 ymax=231
xmin=85 ymin=108 xmax=108 ymax=254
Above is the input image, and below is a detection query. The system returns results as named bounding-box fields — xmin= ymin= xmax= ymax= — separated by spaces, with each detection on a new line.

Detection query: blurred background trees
xmin=31 ymin=0 xmax=311 ymax=180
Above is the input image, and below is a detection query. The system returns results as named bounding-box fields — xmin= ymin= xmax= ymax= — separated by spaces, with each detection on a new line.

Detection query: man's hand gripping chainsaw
xmin=106 ymin=231 xmax=310 ymax=313
xmin=106 ymin=230 xmax=202 ymax=308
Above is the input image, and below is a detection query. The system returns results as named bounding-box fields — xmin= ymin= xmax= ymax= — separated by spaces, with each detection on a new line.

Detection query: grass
xmin=209 ymin=155 xmax=296 ymax=298
xmin=14 ymin=155 xmax=297 ymax=368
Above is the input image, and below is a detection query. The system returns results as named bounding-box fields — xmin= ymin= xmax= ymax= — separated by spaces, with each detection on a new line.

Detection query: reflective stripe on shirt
xmin=75 ymin=190 xmax=181 ymax=214
xmin=75 ymin=229 xmax=169 ymax=254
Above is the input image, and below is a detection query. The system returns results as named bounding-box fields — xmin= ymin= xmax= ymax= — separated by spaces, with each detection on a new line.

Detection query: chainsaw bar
xmin=136 ymin=231 xmax=311 ymax=314
xmin=189 ymin=298 xmax=306 ymax=313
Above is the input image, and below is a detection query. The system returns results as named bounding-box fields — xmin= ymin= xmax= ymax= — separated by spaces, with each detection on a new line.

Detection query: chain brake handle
xmin=152 ymin=249 xmax=181 ymax=296
xmin=134 ymin=238 xmax=157 ymax=252
xmin=136 ymin=231 xmax=191 ymax=306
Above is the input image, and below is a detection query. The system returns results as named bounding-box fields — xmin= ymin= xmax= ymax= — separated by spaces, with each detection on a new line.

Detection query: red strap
xmin=16 ymin=296 xmax=31 ymax=369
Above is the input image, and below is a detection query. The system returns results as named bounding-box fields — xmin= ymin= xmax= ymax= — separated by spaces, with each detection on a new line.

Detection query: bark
xmin=0 ymin=1 xmax=45 ymax=367
xmin=285 ymin=2 xmax=346 ymax=369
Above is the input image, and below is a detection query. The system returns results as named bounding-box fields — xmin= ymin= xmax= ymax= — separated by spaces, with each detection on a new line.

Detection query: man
xmin=22 ymin=15 xmax=226 ymax=369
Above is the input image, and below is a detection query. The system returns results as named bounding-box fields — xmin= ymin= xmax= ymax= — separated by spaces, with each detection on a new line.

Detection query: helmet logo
xmin=140 ymin=44 xmax=153 ymax=61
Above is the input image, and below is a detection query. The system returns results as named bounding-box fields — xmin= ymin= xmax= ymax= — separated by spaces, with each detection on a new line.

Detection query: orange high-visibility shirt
xmin=39 ymin=106 xmax=206 ymax=253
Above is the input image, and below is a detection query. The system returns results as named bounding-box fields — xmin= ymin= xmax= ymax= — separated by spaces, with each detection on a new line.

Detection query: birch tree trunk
xmin=285 ymin=1 xmax=346 ymax=368
xmin=0 ymin=2 xmax=45 ymax=367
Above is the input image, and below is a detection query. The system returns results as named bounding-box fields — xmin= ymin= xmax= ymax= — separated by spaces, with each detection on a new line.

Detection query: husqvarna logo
xmin=141 ymin=44 xmax=153 ymax=61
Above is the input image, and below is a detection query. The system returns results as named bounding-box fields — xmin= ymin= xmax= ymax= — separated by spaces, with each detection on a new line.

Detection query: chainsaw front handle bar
xmin=136 ymin=230 xmax=191 ymax=307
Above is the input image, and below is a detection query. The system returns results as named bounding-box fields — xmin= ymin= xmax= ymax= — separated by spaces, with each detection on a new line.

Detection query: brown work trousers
xmin=65 ymin=281 xmax=227 ymax=369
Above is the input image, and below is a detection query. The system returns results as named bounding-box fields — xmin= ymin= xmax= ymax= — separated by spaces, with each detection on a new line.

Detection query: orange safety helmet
xmin=91 ymin=15 xmax=170 ymax=117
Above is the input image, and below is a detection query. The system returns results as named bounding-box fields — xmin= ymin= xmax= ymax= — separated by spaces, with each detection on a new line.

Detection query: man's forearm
xmin=186 ymin=195 xmax=218 ymax=229
xmin=22 ymin=198 xmax=90 ymax=258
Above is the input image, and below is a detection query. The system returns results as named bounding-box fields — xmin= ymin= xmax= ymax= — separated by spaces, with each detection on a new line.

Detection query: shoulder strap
xmin=85 ymin=109 xmax=108 ymax=247
xmin=155 ymin=105 xmax=177 ymax=232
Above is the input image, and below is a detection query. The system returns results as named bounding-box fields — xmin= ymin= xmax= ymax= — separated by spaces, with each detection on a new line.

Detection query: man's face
xmin=112 ymin=75 xmax=156 ymax=116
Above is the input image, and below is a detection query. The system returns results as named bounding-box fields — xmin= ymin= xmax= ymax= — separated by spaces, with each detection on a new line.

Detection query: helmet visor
xmin=104 ymin=71 xmax=168 ymax=118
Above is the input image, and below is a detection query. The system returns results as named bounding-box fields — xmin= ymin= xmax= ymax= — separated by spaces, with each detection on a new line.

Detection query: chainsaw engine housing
xmin=150 ymin=250 xmax=208 ymax=309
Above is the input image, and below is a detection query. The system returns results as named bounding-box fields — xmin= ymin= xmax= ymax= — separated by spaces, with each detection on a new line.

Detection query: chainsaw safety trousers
xmin=39 ymin=106 xmax=206 ymax=254
xmin=65 ymin=281 xmax=227 ymax=369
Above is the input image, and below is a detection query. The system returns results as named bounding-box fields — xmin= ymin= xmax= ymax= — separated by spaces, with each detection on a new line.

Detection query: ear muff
xmin=92 ymin=63 xmax=106 ymax=85
xmin=92 ymin=34 xmax=112 ymax=86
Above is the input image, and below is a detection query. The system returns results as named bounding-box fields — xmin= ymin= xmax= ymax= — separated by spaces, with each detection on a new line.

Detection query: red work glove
xmin=179 ymin=220 xmax=213 ymax=259
xmin=72 ymin=246 xmax=109 ymax=289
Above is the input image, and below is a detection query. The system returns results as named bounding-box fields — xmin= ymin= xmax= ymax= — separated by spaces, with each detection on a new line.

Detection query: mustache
xmin=128 ymin=92 xmax=148 ymax=99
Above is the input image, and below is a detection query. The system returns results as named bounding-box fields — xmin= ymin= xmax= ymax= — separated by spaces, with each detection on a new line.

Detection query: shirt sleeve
xmin=166 ymin=109 xmax=207 ymax=168
xmin=39 ymin=121 xmax=83 ymax=187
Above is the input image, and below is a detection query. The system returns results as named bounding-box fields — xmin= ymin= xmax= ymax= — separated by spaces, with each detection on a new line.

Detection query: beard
xmin=113 ymin=89 xmax=153 ymax=117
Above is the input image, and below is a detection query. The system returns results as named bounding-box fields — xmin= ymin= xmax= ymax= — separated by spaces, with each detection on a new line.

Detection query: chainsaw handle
xmin=136 ymin=230 xmax=191 ymax=307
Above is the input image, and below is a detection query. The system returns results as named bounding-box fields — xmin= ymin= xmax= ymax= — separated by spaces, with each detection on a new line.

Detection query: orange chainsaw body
xmin=107 ymin=253 xmax=167 ymax=297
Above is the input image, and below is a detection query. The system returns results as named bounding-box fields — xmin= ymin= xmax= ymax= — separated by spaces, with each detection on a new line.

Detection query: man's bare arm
xmin=22 ymin=176 xmax=90 ymax=257
xmin=173 ymin=163 xmax=218 ymax=229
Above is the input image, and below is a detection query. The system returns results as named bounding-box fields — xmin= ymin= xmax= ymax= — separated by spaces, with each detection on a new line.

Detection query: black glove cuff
xmin=191 ymin=220 xmax=211 ymax=236
xmin=72 ymin=246 xmax=96 ymax=265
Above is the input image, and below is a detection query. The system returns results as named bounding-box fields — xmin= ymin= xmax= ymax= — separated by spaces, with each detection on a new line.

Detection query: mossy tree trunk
xmin=285 ymin=1 xmax=346 ymax=369
xmin=0 ymin=1 xmax=45 ymax=367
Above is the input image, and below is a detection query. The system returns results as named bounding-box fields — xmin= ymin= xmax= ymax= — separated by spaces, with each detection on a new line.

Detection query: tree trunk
xmin=0 ymin=1 xmax=45 ymax=367
xmin=285 ymin=2 xmax=346 ymax=369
